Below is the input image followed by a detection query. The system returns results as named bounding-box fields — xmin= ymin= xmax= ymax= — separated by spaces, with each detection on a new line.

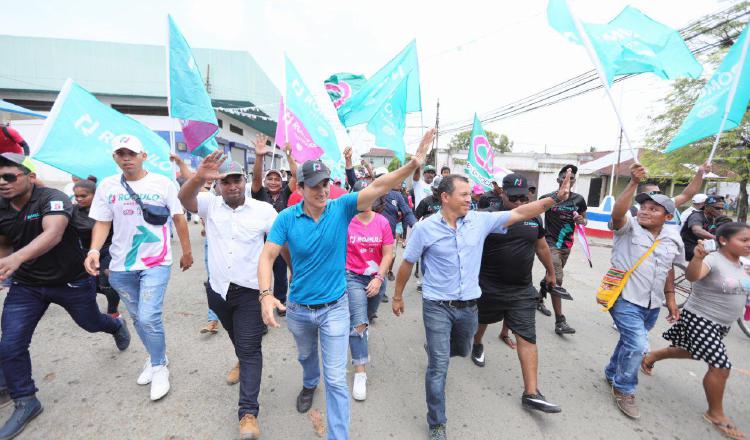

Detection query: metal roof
xmin=0 ymin=35 xmax=280 ymax=120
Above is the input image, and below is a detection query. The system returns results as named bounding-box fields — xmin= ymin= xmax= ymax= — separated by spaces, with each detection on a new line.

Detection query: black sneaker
xmin=471 ymin=343 xmax=485 ymax=367
xmin=387 ymin=271 xmax=395 ymax=282
xmin=522 ymin=390 xmax=561 ymax=413
xmin=555 ymin=316 xmax=576 ymax=335
xmin=428 ymin=424 xmax=447 ymax=440
xmin=113 ymin=317 xmax=131 ymax=351
xmin=417 ymin=284 xmax=423 ymax=292
xmin=381 ymin=295 xmax=389 ymax=303
xmin=536 ymin=301 xmax=552 ymax=317
xmin=276 ymin=307 xmax=286 ymax=317
xmin=0 ymin=390 xmax=10 ymax=410
xmin=0 ymin=395 xmax=43 ymax=440
xmin=262 ymin=325 xmax=269 ymax=336
xmin=296 ymin=386 xmax=315 ymax=413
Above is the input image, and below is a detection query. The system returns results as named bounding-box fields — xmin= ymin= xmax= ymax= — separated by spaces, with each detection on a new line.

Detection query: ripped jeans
xmin=346 ymin=271 xmax=386 ymax=366
xmin=109 ymin=265 xmax=171 ymax=366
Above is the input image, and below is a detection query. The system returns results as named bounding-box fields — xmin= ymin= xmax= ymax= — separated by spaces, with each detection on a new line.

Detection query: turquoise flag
xmin=366 ymin=76 xmax=409 ymax=163
xmin=336 ymin=40 xmax=421 ymax=127
xmin=464 ymin=114 xmax=496 ymax=190
xmin=285 ymin=56 xmax=340 ymax=164
xmin=548 ymin=0 xmax=702 ymax=84
xmin=168 ymin=15 xmax=219 ymax=157
xmin=34 ymin=79 xmax=173 ymax=182
xmin=666 ymin=22 xmax=750 ymax=152
xmin=324 ymin=73 xmax=367 ymax=110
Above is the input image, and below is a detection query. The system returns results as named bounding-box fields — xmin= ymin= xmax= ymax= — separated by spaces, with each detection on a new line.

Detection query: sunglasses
xmin=647 ymin=191 xmax=663 ymax=195
xmin=0 ymin=172 xmax=26 ymax=183
xmin=507 ymin=195 xmax=529 ymax=203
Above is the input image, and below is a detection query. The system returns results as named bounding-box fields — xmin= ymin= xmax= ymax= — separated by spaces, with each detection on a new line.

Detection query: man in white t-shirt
xmin=412 ymin=164 xmax=437 ymax=207
xmin=84 ymin=135 xmax=193 ymax=402
xmin=179 ymin=153 xmax=276 ymax=439
xmin=680 ymin=193 xmax=707 ymax=227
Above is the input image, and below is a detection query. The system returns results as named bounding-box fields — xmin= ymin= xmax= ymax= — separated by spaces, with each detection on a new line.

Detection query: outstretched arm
xmin=674 ymin=163 xmax=709 ymax=207
xmin=178 ymin=151 xmax=226 ymax=214
xmin=611 ymin=164 xmax=646 ymax=231
xmin=284 ymin=143 xmax=298 ymax=193
xmin=252 ymin=133 xmax=269 ymax=193
xmin=358 ymin=129 xmax=435 ymax=211
xmin=506 ymin=170 xmax=572 ymax=227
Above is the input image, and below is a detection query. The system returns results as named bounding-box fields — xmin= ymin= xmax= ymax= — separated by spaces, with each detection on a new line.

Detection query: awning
xmin=0 ymin=99 xmax=46 ymax=121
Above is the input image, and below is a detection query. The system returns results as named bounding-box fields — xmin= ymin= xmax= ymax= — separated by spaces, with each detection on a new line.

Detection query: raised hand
xmin=556 ymin=169 xmax=572 ymax=203
xmin=253 ymin=133 xmax=269 ymax=156
xmin=412 ymin=128 xmax=436 ymax=168
xmin=195 ymin=150 xmax=226 ymax=181
xmin=698 ymin=162 xmax=712 ymax=175
xmin=629 ymin=163 xmax=647 ymax=183
xmin=343 ymin=146 xmax=353 ymax=161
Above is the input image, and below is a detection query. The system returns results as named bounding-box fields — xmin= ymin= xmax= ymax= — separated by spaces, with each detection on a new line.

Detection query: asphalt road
xmin=6 ymin=223 xmax=750 ymax=439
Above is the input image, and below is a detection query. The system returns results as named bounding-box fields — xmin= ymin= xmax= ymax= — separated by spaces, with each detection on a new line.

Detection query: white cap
xmin=692 ymin=193 xmax=708 ymax=204
xmin=111 ymin=134 xmax=144 ymax=153
xmin=373 ymin=167 xmax=388 ymax=177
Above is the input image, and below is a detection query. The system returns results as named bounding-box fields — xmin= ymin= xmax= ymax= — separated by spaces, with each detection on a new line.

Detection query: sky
xmin=2 ymin=0 xmax=727 ymax=155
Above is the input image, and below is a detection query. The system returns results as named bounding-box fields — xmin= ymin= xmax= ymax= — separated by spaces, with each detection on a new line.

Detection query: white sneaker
xmin=137 ymin=356 xmax=169 ymax=385
xmin=150 ymin=365 xmax=170 ymax=401
xmin=352 ymin=372 xmax=367 ymax=401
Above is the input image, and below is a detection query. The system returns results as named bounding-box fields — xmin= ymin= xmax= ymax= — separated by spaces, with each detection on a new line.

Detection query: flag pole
xmin=565 ymin=0 xmax=638 ymax=162
xmin=165 ymin=16 xmax=177 ymax=163
xmin=706 ymin=26 xmax=750 ymax=165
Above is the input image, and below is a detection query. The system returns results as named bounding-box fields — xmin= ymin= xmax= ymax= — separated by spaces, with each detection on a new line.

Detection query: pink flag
xmin=575 ymin=223 xmax=593 ymax=268
xmin=274 ymin=97 xmax=324 ymax=163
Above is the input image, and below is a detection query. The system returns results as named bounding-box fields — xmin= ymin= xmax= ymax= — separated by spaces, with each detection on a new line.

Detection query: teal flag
xmin=168 ymin=15 xmax=219 ymax=157
xmin=366 ymin=77 xmax=409 ymax=163
xmin=666 ymin=22 xmax=750 ymax=152
xmin=285 ymin=56 xmax=341 ymax=164
xmin=336 ymin=40 xmax=421 ymax=127
xmin=464 ymin=114 xmax=496 ymax=190
xmin=548 ymin=0 xmax=702 ymax=84
xmin=324 ymin=73 xmax=367 ymax=110
xmin=34 ymin=79 xmax=173 ymax=182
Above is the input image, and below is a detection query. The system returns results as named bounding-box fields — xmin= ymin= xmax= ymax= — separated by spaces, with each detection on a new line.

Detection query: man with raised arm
xmin=257 ymin=129 xmax=436 ymax=440
xmin=392 ymin=169 xmax=573 ymax=439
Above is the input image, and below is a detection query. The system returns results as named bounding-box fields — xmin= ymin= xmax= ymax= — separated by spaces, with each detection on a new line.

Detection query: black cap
xmin=501 ymin=173 xmax=529 ymax=196
xmin=558 ymin=164 xmax=578 ymax=177
xmin=299 ymin=160 xmax=331 ymax=187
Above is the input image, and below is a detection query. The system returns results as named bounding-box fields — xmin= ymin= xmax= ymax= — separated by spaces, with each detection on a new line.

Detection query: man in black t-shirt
xmin=414 ymin=176 xmax=442 ymax=220
xmin=0 ymin=153 xmax=130 ymax=439
xmin=470 ymin=172 xmax=561 ymax=413
xmin=539 ymin=165 xmax=587 ymax=335
xmin=681 ymin=195 xmax=724 ymax=261
xmin=250 ymin=134 xmax=297 ymax=307
xmin=478 ymin=180 xmax=503 ymax=211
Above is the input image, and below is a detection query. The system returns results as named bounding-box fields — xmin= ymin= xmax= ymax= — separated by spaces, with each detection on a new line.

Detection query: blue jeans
xmin=345 ymin=272 xmax=386 ymax=366
xmin=423 ymin=299 xmax=478 ymax=428
xmin=605 ymin=298 xmax=660 ymax=395
xmin=0 ymin=277 xmax=120 ymax=399
xmin=286 ymin=294 xmax=350 ymax=440
xmin=109 ymin=265 xmax=171 ymax=366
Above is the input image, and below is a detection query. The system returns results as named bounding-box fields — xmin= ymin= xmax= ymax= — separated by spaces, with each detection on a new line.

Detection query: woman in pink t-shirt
xmin=346 ymin=183 xmax=394 ymax=401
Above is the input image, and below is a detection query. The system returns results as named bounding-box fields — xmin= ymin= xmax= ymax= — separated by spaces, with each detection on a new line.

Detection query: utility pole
xmin=205 ymin=64 xmax=212 ymax=94
xmin=433 ymin=99 xmax=440 ymax=168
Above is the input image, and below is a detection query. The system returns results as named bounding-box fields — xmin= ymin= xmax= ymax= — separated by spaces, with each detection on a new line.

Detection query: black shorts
xmin=478 ymin=285 xmax=538 ymax=344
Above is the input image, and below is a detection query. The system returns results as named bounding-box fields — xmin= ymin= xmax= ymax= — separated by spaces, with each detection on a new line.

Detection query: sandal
xmin=640 ymin=354 xmax=654 ymax=376
xmin=704 ymin=413 xmax=747 ymax=440
xmin=499 ymin=334 xmax=517 ymax=350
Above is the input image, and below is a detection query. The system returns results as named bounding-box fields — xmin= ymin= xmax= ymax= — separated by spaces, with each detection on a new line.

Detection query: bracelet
xmin=664 ymin=291 xmax=675 ymax=294
xmin=87 ymin=249 xmax=100 ymax=255
xmin=373 ymin=273 xmax=385 ymax=282
xmin=258 ymin=291 xmax=273 ymax=303
xmin=547 ymin=193 xmax=562 ymax=204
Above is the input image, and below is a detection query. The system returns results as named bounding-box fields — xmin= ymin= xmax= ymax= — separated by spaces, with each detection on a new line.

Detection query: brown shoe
xmin=612 ymin=388 xmax=640 ymax=419
xmin=226 ymin=362 xmax=240 ymax=385
xmin=239 ymin=414 xmax=260 ymax=439
xmin=200 ymin=320 xmax=219 ymax=334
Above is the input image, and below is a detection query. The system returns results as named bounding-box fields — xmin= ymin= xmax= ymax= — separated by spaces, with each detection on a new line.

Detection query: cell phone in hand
xmin=703 ymin=239 xmax=718 ymax=253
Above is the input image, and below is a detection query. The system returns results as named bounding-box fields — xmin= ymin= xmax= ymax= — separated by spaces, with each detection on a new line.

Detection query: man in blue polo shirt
xmin=257 ymin=129 xmax=436 ymax=440
xmin=392 ymin=172 xmax=572 ymax=440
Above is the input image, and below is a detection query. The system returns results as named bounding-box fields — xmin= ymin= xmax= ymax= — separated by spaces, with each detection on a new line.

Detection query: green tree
xmin=387 ymin=154 xmax=412 ymax=172
xmin=643 ymin=2 xmax=750 ymax=221
xmin=446 ymin=130 xmax=513 ymax=154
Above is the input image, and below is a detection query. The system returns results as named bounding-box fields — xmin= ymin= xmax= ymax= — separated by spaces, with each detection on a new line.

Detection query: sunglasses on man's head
xmin=507 ymin=195 xmax=529 ymax=203
xmin=0 ymin=172 xmax=26 ymax=183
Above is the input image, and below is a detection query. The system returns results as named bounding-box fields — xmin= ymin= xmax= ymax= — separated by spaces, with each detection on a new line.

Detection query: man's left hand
xmin=180 ymin=252 xmax=193 ymax=271
xmin=544 ymin=271 xmax=556 ymax=288
xmin=0 ymin=255 xmax=21 ymax=281
xmin=666 ymin=300 xmax=680 ymax=323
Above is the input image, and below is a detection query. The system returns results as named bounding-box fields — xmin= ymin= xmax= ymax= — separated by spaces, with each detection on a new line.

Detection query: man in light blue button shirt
xmin=393 ymin=172 xmax=572 ymax=439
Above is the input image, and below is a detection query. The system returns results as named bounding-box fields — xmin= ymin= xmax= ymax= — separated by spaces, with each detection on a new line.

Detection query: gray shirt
xmin=685 ymin=252 xmax=750 ymax=327
xmin=610 ymin=216 xmax=685 ymax=309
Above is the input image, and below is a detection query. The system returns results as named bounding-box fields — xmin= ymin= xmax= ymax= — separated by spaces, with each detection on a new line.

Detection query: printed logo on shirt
xmin=25 ymin=212 xmax=41 ymax=221
xmin=107 ymin=193 xmax=162 ymax=204
xmin=50 ymin=201 xmax=64 ymax=211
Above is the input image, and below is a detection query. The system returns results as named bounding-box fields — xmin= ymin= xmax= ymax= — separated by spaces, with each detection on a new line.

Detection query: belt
xmin=297 ymin=293 xmax=345 ymax=310
xmin=430 ymin=299 xmax=478 ymax=309
xmin=227 ymin=283 xmax=255 ymax=293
